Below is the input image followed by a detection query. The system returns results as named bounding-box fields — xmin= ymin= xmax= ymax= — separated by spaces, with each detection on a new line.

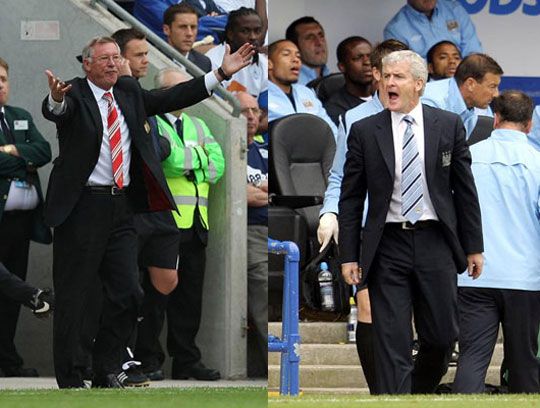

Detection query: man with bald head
xmin=236 ymin=91 xmax=267 ymax=375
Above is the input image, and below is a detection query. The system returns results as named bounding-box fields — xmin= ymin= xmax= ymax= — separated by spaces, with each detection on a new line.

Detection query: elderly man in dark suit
xmin=339 ymin=50 xmax=484 ymax=394
xmin=0 ymin=57 xmax=52 ymax=377
xmin=42 ymin=36 xmax=252 ymax=389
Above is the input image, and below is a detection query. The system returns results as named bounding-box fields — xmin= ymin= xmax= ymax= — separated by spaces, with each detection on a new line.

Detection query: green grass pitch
xmin=269 ymin=393 xmax=540 ymax=408
xmin=0 ymin=387 xmax=267 ymax=408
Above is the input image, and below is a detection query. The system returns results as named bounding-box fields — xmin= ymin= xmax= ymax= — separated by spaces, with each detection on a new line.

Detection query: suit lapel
xmin=114 ymin=88 xmax=136 ymax=137
xmin=80 ymin=79 xmax=103 ymax=139
xmin=374 ymin=109 xmax=395 ymax=179
xmin=423 ymin=105 xmax=440 ymax=189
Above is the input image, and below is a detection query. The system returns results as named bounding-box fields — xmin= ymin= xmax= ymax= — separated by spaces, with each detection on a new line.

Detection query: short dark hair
xmin=225 ymin=7 xmax=260 ymax=36
xmin=111 ymin=28 xmax=146 ymax=54
xmin=285 ymin=16 xmax=322 ymax=45
xmin=268 ymin=39 xmax=293 ymax=60
xmin=454 ymin=53 xmax=504 ymax=86
xmin=0 ymin=57 xmax=8 ymax=73
xmin=163 ymin=3 xmax=198 ymax=27
xmin=492 ymin=90 xmax=534 ymax=128
xmin=426 ymin=40 xmax=460 ymax=64
xmin=336 ymin=36 xmax=371 ymax=64
xmin=370 ymin=39 xmax=408 ymax=72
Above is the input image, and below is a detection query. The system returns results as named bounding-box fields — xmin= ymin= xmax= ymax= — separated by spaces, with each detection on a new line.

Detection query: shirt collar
xmin=165 ymin=112 xmax=182 ymax=124
xmin=491 ymin=128 xmax=528 ymax=143
xmin=391 ymin=101 xmax=423 ymax=125
xmin=448 ymin=77 xmax=469 ymax=116
xmin=87 ymin=78 xmax=113 ymax=103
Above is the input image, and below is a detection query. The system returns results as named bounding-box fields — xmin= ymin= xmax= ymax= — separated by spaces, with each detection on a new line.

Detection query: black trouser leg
xmin=0 ymin=211 xmax=33 ymax=370
xmin=452 ymin=287 xmax=500 ymax=393
xmin=167 ymin=235 xmax=206 ymax=370
xmin=356 ymin=321 xmax=376 ymax=393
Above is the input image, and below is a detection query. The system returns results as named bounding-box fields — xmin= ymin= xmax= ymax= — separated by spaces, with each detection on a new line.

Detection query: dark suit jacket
xmin=41 ymin=75 xmax=209 ymax=227
xmin=0 ymin=105 xmax=52 ymax=244
xmin=338 ymin=104 xmax=483 ymax=281
xmin=188 ymin=50 xmax=212 ymax=73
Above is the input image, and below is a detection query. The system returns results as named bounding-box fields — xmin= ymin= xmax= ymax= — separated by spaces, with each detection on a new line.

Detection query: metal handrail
xmin=89 ymin=0 xmax=242 ymax=117
xmin=268 ymin=238 xmax=301 ymax=396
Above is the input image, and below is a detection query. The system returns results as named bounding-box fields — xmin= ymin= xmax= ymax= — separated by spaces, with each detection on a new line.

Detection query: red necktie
xmin=103 ymin=92 xmax=124 ymax=189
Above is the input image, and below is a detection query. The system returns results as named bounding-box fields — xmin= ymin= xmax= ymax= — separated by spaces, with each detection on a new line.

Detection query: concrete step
xmin=269 ymin=322 xmax=505 ymax=344
xmin=268 ymin=343 xmax=504 ymax=367
xmin=268 ymin=364 xmax=502 ymax=389
xmin=269 ymin=322 xmax=347 ymax=344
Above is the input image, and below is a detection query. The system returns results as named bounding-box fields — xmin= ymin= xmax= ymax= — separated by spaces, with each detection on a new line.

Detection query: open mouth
xmin=388 ymin=91 xmax=399 ymax=102
xmin=290 ymin=66 xmax=300 ymax=75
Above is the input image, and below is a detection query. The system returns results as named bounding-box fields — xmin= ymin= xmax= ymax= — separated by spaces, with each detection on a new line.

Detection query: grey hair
xmin=154 ymin=67 xmax=189 ymax=88
xmin=81 ymin=36 xmax=120 ymax=62
xmin=382 ymin=50 xmax=428 ymax=95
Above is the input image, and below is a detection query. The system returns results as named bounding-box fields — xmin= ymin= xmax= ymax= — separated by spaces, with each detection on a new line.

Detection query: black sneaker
xmin=92 ymin=373 xmax=125 ymax=388
xmin=119 ymin=361 xmax=150 ymax=387
xmin=31 ymin=289 xmax=54 ymax=318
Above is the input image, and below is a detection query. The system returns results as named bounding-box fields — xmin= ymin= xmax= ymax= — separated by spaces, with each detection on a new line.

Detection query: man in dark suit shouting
xmin=42 ymin=36 xmax=252 ymax=389
xmin=338 ymin=50 xmax=484 ymax=394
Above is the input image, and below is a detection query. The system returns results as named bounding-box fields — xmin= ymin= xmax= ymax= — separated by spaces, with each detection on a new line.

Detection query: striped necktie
xmin=401 ymin=115 xmax=424 ymax=223
xmin=103 ymin=92 xmax=124 ymax=189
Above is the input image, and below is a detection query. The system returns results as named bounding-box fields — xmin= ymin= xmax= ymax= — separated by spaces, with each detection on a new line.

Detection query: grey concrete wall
xmin=0 ymin=0 xmax=247 ymax=378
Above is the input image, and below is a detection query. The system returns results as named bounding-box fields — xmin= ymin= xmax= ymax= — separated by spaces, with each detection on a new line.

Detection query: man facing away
xmin=339 ymin=50 xmax=484 ymax=394
xmin=453 ymin=90 xmax=540 ymax=394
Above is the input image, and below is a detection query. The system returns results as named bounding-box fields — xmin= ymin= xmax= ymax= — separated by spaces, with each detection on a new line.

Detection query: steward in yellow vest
xmin=156 ymin=113 xmax=225 ymax=230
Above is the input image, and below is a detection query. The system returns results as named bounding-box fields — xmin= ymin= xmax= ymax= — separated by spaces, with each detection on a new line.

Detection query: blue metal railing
xmin=268 ymin=238 xmax=301 ymax=396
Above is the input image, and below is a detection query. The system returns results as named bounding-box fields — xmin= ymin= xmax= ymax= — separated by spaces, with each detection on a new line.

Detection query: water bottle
xmin=347 ymin=296 xmax=358 ymax=343
xmin=318 ymin=262 xmax=335 ymax=311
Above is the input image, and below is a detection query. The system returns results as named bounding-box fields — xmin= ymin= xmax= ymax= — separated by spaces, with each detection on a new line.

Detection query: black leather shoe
xmin=92 ymin=373 xmax=125 ymax=388
xmin=144 ymin=369 xmax=164 ymax=381
xmin=2 ymin=366 xmax=39 ymax=377
xmin=118 ymin=364 xmax=150 ymax=387
xmin=172 ymin=362 xmax=221 ymax=381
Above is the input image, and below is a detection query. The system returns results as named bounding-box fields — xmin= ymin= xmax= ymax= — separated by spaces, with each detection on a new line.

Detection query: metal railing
xmin=268 ymin=238 xmax=301 ymax=396
xmin=89 ymin=0 xmax=242 ymax=116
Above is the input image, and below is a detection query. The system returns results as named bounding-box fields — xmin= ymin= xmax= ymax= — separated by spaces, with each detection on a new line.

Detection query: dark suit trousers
xmin=453 ymin=287 xmax=540 ymax=393
xmin=0 ymin=210 xmax=34 ymax=369
xmin=52 ymin=190 xmax=142 ymax=388
xmin=369 ymin=223 xmax=458 ymax=394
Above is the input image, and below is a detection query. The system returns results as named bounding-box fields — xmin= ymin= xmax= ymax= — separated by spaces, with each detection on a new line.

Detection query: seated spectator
xmin=285 ymin=17 xmax=330 ymax=85
xmin=267 ymin=39 xmax=337 ymax=138
xmin=384 ymin=0 xmax=482 ymax=59
xmin=323 ymin=36 xmax=373 ymax=125
xmin=163 ymin=3 xmax=212 ymax=72
xmin=422 ymin=53 xmax=503 ymax=138
xmin=215 ymin=0 xmax=268 ymax=44
xmin=453 ymin=90 xmax=540 ymax=394
xmin=205 ymin=7 xmax=267 ymax=97
xmin=133 ymin=0 xmax=225 ymax=43
xmin=427 ymin=40 xmax=461 ymax=81
xmin=235 ymin=91 xmax=268 ymax=378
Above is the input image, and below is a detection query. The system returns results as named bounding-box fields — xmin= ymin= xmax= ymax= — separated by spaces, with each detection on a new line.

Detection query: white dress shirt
xmin=386 ymin=102 xmax=438 ymax=223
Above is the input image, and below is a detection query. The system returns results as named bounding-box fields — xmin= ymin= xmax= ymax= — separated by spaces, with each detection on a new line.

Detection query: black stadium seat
xmin=268 ymin=113 xmax=336 ymax=318
xmin=306 ymin=73 xmax=345 ymax=104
